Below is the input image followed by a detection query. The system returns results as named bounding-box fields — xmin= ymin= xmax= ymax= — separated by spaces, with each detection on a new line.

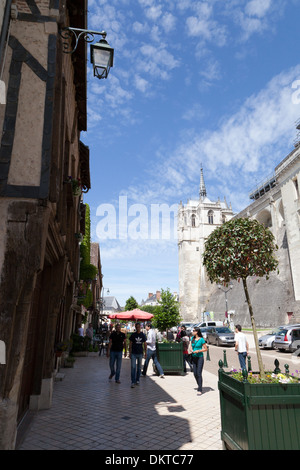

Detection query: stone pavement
xmin=17 ymin=355 xmax=222 ymax=451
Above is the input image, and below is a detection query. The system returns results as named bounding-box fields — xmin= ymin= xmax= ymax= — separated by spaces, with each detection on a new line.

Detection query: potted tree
xmin=153 ymin=288 xmax=184 ymax=375
xmin=203 ymin=218 xmax=300 ymax=450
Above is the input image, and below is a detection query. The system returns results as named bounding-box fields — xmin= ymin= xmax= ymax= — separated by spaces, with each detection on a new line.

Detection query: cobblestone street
xmin=18 ymin=355 xmax=222 ymax=451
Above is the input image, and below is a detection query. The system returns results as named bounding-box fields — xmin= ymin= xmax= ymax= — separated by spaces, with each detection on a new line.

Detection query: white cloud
xmin=182 ymin=103 xmax=205 ymax=121
xmin=228 ymin=0 xmax=287 ymax=40
xmin=134 ymin=75 xmax=150 ymax=93
xmin=185 ymin=2 xmax=228 ymax=47
xmin=245 ymin=0 xmax=272 ymax=18
xmin=161 ymin=12 xmax=176 ymax=33
xmin=137 ymin=43 xmax=180 ymax=79
xmin=117 ymin=65 xmax=300 ymax=212
xmin=145 ymin=5 xmax=163 ymax=21
xmin=132 ymin=21 xmax=147 ymax=34
xmin=199 ymin=58 xmax=222 ymax=83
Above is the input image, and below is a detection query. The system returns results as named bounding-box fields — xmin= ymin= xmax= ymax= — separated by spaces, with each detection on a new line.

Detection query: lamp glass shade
xmin=90 ymin=40 xmax=114 ymax=79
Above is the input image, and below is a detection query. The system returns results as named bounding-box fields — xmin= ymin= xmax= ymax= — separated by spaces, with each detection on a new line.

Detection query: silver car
xmin=274 ymin=325 xmax=300 ymax=352
xmin=258 ymin=327 xmax=286 ymax=349
xmin=199 ymin=327 xmax=213 ymax=340
xmin=206 ymin=327 xmax=235 ymax=347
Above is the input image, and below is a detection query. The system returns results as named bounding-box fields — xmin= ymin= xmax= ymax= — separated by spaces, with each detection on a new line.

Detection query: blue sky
xmin=81 ymin=0 xmax=300 ymax=306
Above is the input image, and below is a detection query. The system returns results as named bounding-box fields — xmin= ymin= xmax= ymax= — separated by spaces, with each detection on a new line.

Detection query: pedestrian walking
xmin=142 ymin=323 xmax=164 ymax=378
xmin=78 ymin=324 xmax=84 ymax=337
xmin=176 ymin=325 xmax=186 ymax=342
xmin=107 ymin=323 xmax=127 ymax=384
xmin=86 ymin=323 xmax=94 ymax=346
xmin=234 ymin=324 xmax=249 ymax=371
xmin=182 ymin=334 xmax=193 ymax=373
xmin=191 ymin=327 xmax=207 ymax=396
xmin=129 ymin=322 xmax=147 ymax=388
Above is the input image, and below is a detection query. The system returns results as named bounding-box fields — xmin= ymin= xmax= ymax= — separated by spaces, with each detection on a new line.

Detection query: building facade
xmin=178 ymin=147 xmax=300 ymax=328
xmin=141 ymin=291 xmax=162 ymax=307
xmin=178 ymin=168 xmax=234 ymax=321
xmin=0 ymin=0 xmax=92 ymax=449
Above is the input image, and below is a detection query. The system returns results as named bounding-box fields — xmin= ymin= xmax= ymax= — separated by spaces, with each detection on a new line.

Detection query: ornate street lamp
xmin=218 ymin=282 xmax=233 ymax=317
xmin=59 ymin=27 xmax=114 ymax=79
xmin=90 ymin=37 xmax=114 ymax=79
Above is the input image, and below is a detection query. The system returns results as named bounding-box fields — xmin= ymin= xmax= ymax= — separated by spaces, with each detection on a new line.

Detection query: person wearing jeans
xmin=234 ymin=324 xmax=249 ymax=371
xmin=107 ymin=324 xmax=127 ymax=383
xmin=129 ymin=323 xmax=147 ymax=388
xmin=191 ymin=327 xmax=207 ymax=396
xmin=142 ymin=323 xmax=164 ymax=378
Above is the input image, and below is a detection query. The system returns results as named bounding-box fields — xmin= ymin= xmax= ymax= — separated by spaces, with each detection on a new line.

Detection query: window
xmin=208 ymin=210 xmax=214 ymax=224
xmin=191 ymin=214 xmax=196 ymax=227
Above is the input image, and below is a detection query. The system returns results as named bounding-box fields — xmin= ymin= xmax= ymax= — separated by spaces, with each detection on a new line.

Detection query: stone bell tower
xmin=178 ymin=168 xmax=234 ymax=321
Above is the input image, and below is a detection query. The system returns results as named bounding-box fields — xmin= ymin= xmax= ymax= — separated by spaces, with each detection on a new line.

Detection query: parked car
xmin=199 ymin=327 xmax=214 ymax=340
xmin=180 ymin=322 xmax=196 ymax=336
xmin=274 ymin=325 xmax=300 ymax=352
xmin=258 ymin=327 xmax=286 ymax=349
xmin=199 ymin=321 xmax=224 ymax=328
xmin=206 ymin=327 xmax=235 ymax=347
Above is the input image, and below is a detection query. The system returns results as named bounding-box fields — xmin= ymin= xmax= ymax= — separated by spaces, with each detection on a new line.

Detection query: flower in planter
xmin=231 ymin=370 xmax=299 ymax=384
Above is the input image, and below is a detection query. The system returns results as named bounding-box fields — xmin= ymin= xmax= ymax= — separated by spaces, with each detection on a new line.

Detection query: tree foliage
xmin=203 ymin=218 xmax=278 ymax=285
xmin=203 ymin=218 xmax=279 ymax=378
xmin=125 ymin=296 xmax=139 ymax=311
xmin=139 ymin=305 xmax=160 ymax=314
xmin=79 ymin=204 xmax=98 ymax=282
xmin=153 ymin=288 xmax=181 ymax=333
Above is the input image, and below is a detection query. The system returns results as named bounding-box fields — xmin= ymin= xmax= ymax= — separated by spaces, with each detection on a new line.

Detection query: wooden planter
xmin=218 ymin=362 xmax=300 ymax=450
xmin=156 ymin=342 xmax=184 ymax=375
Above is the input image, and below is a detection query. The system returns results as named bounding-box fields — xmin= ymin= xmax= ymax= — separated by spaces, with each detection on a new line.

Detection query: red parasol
xmin=108 ymin=308 xmax=153 ymax=321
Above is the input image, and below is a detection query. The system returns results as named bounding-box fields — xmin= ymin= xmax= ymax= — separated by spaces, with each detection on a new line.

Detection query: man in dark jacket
xmin=107 ymin=323 xmax=127 ymax=384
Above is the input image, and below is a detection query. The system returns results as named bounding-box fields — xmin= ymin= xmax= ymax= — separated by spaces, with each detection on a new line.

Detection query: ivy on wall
xmin=78 ymin=204 xmax=98 ymax=308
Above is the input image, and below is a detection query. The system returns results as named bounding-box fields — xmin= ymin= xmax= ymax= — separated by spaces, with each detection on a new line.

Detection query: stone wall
xmin=178 ymin=149 xmax=300 ymax=328
xmin=0 ymin=0 xmax=88 ymax=449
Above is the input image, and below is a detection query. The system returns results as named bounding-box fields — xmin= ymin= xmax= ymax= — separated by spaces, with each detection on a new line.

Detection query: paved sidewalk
xmin=17 ymin=355 xmax=222 ymax=451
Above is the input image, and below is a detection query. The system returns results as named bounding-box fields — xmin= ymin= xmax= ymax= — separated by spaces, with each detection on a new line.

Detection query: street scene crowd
xmin=77 ymin=320 xmax=253 ymax=395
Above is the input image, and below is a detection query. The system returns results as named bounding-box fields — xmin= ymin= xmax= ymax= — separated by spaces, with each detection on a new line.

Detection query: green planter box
xmin=218 ymin=365 xmax=300 ymax=450
xmin=156 ymin=342 xmax=184 ymax=375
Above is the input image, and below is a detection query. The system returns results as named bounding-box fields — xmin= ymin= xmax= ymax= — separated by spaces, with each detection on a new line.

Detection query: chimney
xmin=148 ymin=293 xmax=153 ymax=299
xmin=156 ymin=291 xmax=161 ymax=300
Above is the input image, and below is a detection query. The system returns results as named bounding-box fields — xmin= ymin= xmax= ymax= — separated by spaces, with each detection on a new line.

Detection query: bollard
xmin=223 ymin=349 xmax=228 ymax=368
xmin=206 ymin=345 xmax=210 ymax=361
xmin=242 ymin=368 xmax=248 ymax=383
xmin=247 ymin=355 xmax=252 ymax=372
xmin=274 ymin=359 xmax=281 ymax=374
xmin=284 ymin=364 xmax=290 ymax=375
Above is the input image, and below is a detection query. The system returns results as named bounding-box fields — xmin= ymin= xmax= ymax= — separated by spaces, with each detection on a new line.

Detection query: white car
xmin=258 ymin=327 xmax=285 ymax=349
xmin=198 ymin=321 xmax=224 ymax=328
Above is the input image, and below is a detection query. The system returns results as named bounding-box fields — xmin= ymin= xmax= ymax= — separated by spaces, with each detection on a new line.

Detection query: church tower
xmin=178 ymin=168 xmax=234 ymax=321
